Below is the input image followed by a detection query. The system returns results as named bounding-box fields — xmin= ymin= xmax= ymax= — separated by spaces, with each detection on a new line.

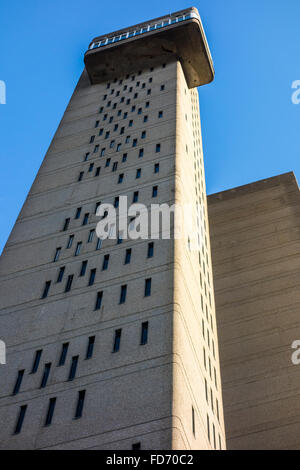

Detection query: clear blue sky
xmin=1 ymin=0 xmax=300 ymax=253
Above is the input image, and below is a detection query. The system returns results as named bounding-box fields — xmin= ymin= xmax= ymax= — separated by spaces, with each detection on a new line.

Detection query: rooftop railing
xmin=88 ymin=11 xmax=200 ymax=51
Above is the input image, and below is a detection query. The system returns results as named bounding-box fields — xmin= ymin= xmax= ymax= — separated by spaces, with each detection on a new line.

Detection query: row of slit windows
xmin=42 ymin=275 xmax=152 ymax=302
xmin=53 ymin=239 xmax=154 ymax=265
xmin=14 ymin=397 xmax=140 ymax=451
xmin=81 ymin=159 xmax=160 ymax=181
xmin=12 ymin=324 xmax=149 ymax=439
xmin=94 ymin=108 xmax=163 ymax=135
xmin=78 ymin=144 xmax=161 ymax=182
xmin=13 ymin=322 xmax=149 ymax=393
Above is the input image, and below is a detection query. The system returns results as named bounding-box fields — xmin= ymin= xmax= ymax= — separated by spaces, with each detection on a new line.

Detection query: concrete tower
xmin=0 ymin=7 xmax=225 ymax=449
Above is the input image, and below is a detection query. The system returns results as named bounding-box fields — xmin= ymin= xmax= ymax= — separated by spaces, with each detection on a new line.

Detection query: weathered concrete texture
xmin=0 ymin=55 xmax=225 ymax=449
xmin=208 ymin=172 xmax=300 ymax=450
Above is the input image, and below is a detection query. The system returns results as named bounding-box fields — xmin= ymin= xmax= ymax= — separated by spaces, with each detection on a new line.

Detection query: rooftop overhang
xmin=84 ymin=9 xmax=214 ymax=89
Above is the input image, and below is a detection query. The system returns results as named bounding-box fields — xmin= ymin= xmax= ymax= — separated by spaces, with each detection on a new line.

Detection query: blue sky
xmin=0 ymin=0 xmax=300 ymax=253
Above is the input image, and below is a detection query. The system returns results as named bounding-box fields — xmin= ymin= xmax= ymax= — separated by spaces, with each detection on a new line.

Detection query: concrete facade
xmin=0 ymin=8 xmax=225 ymax=450
xmin=208 ymin=172 xmax=300 ymax=450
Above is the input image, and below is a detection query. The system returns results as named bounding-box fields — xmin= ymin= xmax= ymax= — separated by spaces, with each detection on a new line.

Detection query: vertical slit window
xmin=40 ymin=363 xmax=51 ymax=388
xmin=152 ymin=186 xmax=158 ymax=197
xmin=45 ymin=397 xmax=56 ymax=426
xmin=74 ymin=390 xmax=85 ymax=419
xmin=13 ymin=370 xmax=24 ymax=395
xmin=63 ymin=218 xmax=70 ymax=231
xmin=207 ymin=414 xmax=210 ymax=443
xmin=102 ymin=255 xmax=110 ymax=270
xmin=88 ymin=229 xmax=95 ymax=243
xmin=75 ymin=242 xmax=82 ymax=256
xmin=192 ymin=406 xmax=196 ymax=437
xmin=67 ymin=235 xmax=74 ymax=249
xmin=113 ymin=329 xmax=122 ymax=352
xmin=80 ymin=260 xmax=88 ymax=277
xmin=86 ymin=336 xmax=95 ymax=360
xmin=140 ymin=321 xmax=148 ymax=345
xmin=147 ymin=242 xmax=154 ymax=258
xmin=31 ymin=350 xmax=42 ymax=374
xmin=119 ymin=285 xmax=127 ymax=304
xmin=75 ymin=207 xmax=82 ymax=219
xmin=145 ymin=278 xmax=152 ymax=297
xmin=68 ymin=356 xmax=79 ymax=381
xmin=42 ymin=281 xmax=51 ymax=299
xmin=95 ymin=291 xmax=103 ymax=310
xmin=58 ymin=343 xmax=69 ymax=366
xmin=88 ymin=269 xmax=96 ymax=286
xmin=82 ymin=213 xmax=89 ymax=226
xmin=53 ymin=247 xmax=61 ymax=262
xmin=14 ymin=405 xmax=27 ymax=434
xmin=124 ymin=249 xmax=131 ymax=265
xmin=65 ymin=275 xmax=74 ymax=292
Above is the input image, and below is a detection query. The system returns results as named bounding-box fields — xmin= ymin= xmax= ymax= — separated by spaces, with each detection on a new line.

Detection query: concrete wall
xmin=171 ymin=63 xmax=225 ymax=449
xmin=0 ymin=63 xmax=177 ymax=450
xmin=208 ymin=172 xmax=300 ymax=450
xmin=0 ymin=57 xmax=225 ymax=450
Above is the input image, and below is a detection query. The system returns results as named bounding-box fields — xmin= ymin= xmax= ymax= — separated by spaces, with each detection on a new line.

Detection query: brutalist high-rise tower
xmin=0 ymin=7 xmax=226 ymax=449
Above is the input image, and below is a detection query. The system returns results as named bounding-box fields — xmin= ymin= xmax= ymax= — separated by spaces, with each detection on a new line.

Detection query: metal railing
xmin=88 ymin=11 xmax=200 ymax=51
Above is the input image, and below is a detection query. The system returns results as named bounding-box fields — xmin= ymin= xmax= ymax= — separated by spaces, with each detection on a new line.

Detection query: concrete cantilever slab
xmin=84 ymin=7 xmax=214 ymax=88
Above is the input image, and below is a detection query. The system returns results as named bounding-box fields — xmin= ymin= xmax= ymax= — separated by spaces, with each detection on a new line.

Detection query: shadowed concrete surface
xmin=208 ymin=172 xmax=300 ymax=449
